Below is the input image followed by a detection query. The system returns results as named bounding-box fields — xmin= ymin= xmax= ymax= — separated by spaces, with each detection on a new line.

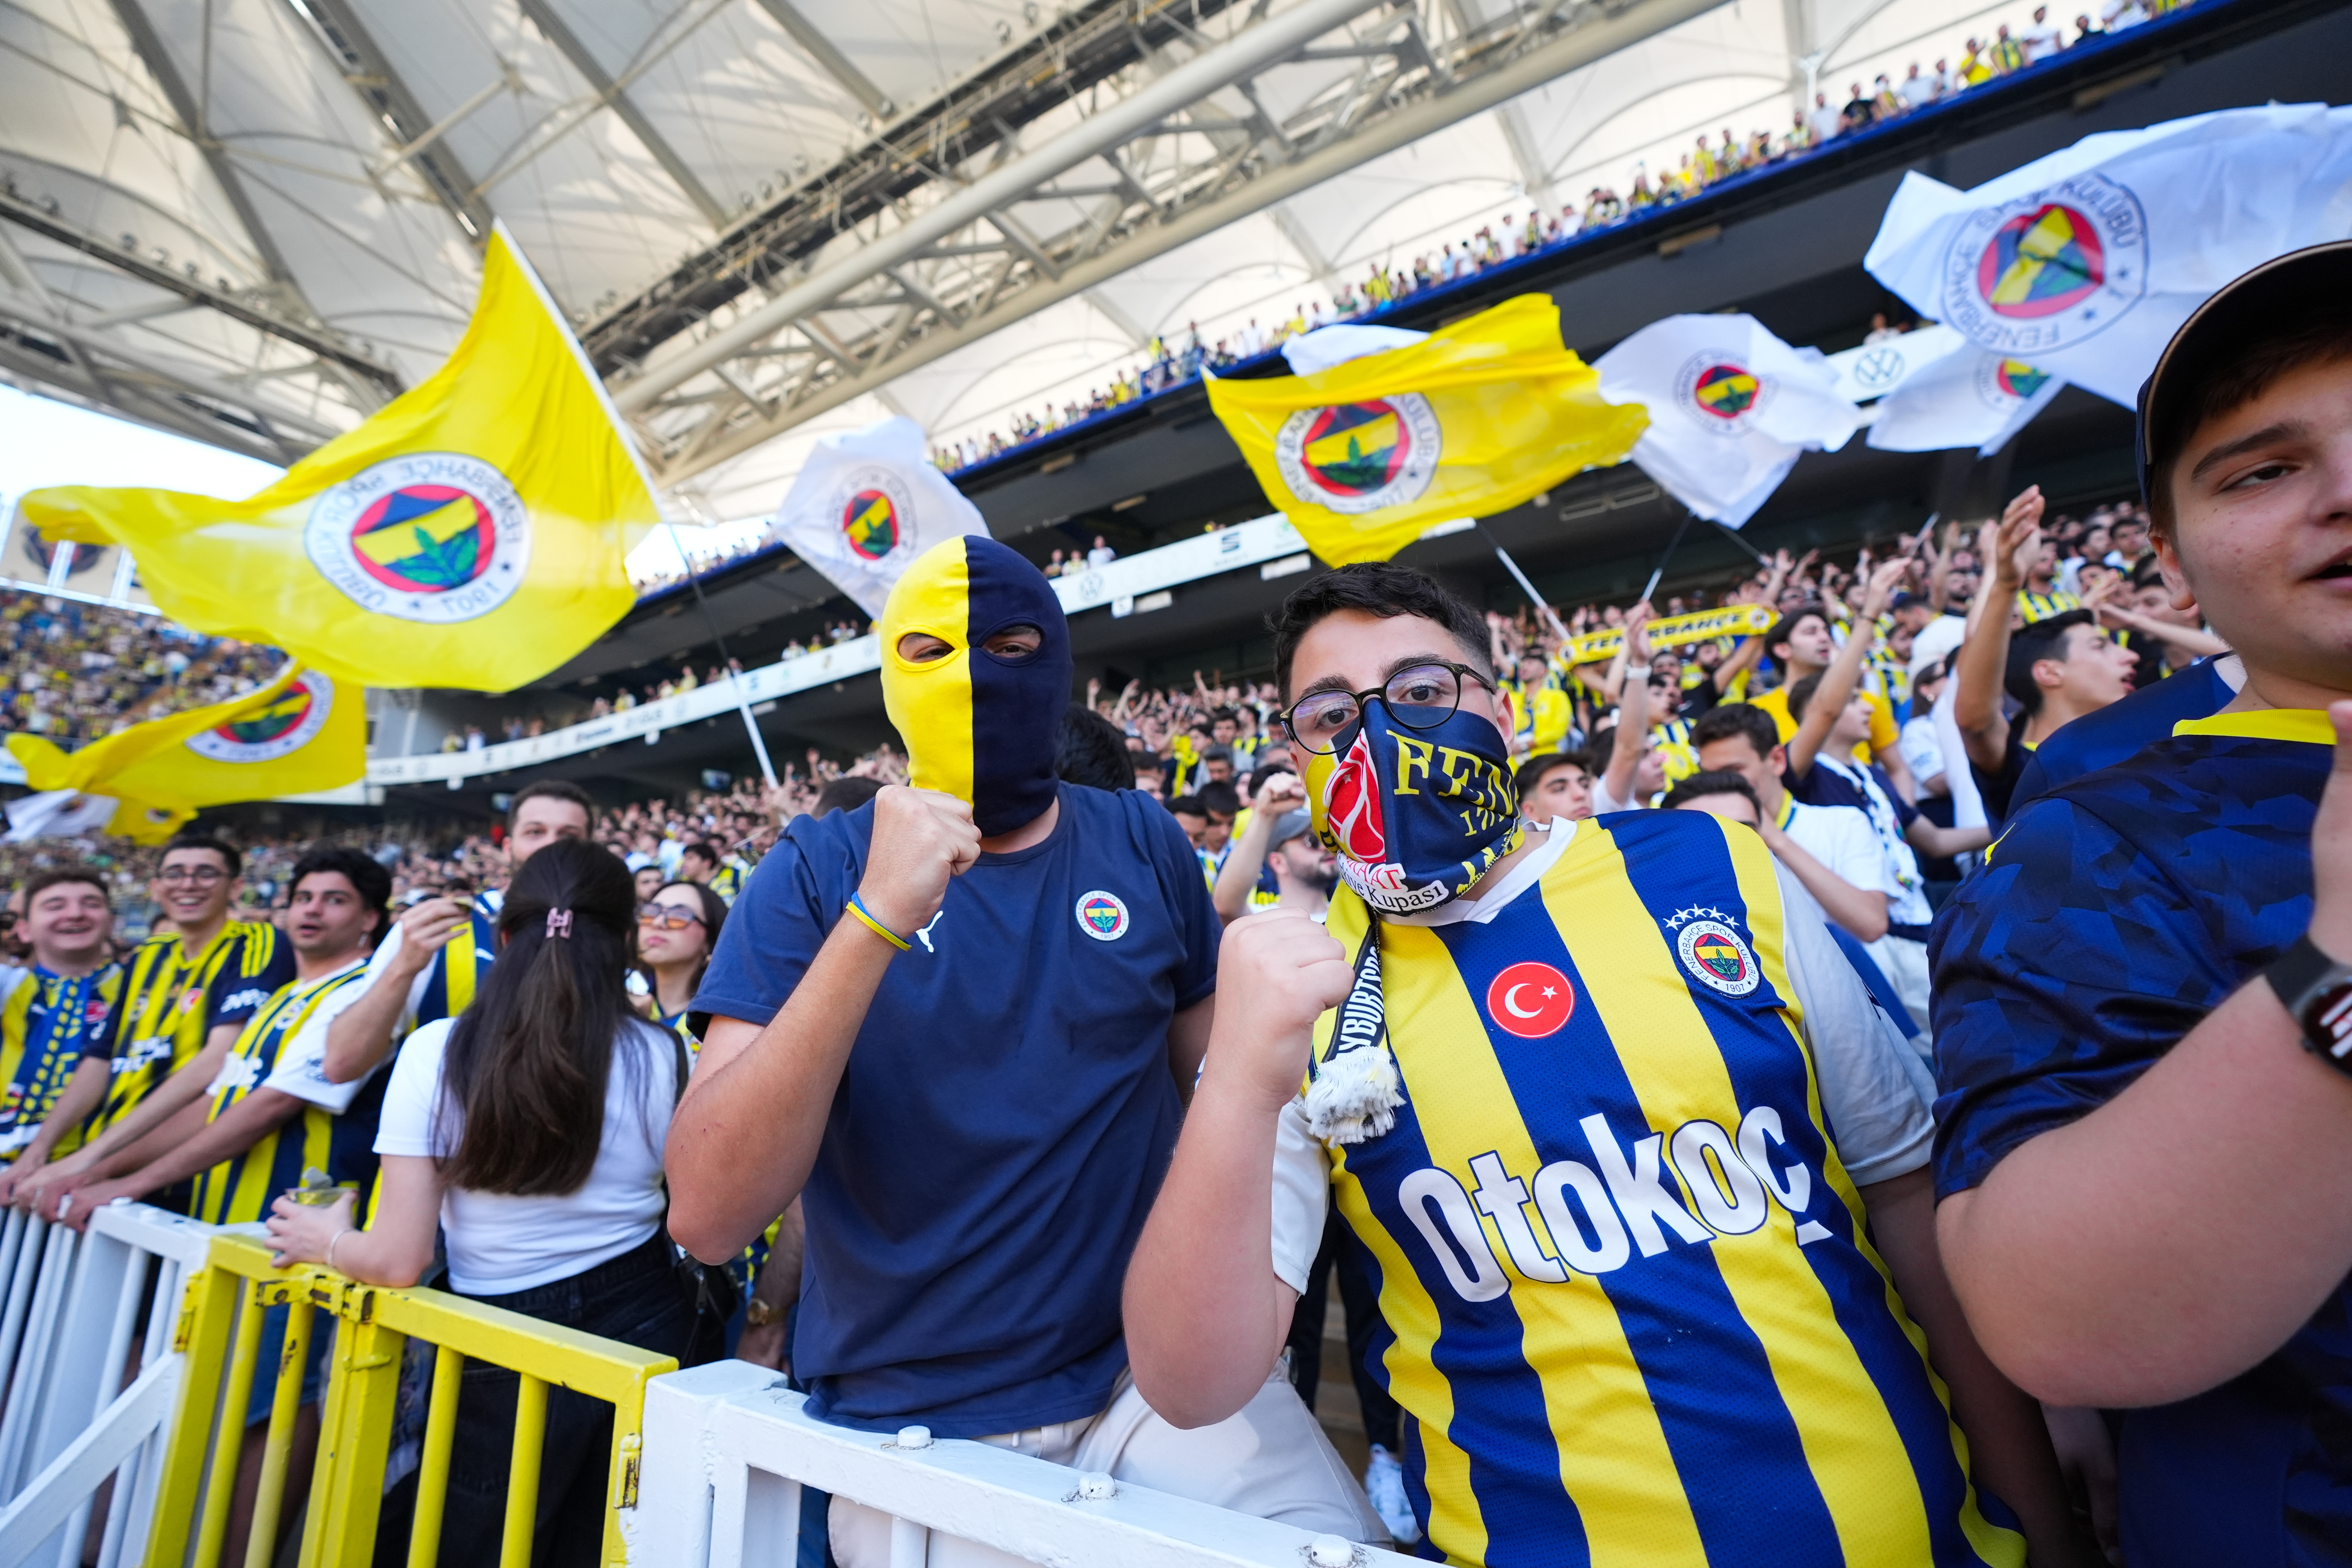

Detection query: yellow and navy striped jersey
xmin=710 ymin=856 xmax=752 ymax=905
xmin=102 ymin=921 xmax=291 ymax=1134
xmin=0 ymin=964 xmax=124 ymax=1160
xmin=1311 ymin=812 xmax=2022 ymax=1567
xmin=2015 ymin=589 xmax=2082 ymax=623
xmin=192 ymin=964 xmax=381 ymax=1227
xmin=411 ymin=908 xmax=497 ymax=1031
xmin=1650 ymin=715 xmax=1699 ymax=785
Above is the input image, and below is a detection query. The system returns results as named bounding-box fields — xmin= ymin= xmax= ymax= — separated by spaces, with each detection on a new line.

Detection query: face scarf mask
xmin=879 ymin=535 xmax=1073 ymax=837
xmin=1299 ymin=694 xmax=1522 ymax=1144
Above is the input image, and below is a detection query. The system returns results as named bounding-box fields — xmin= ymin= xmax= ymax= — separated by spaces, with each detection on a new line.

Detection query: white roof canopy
xmin=0 ymin=0 xmax=2029 ymax=513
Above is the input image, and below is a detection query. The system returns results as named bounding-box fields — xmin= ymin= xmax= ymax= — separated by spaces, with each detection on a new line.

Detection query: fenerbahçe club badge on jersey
xmin=1309 ymin=811 xmax=2021 ymax=1567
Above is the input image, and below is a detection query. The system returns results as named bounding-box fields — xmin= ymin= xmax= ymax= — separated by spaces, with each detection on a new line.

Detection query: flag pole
xmin=665 ymin=523 xmax=779 ymax=787
xmin=1474 ymin=522 xmax=1550 ymax=612
xmin=1639 ymin=508 xmax=1696 ymax=605
xmin=1710 ymin=519 xmax=1769 ymax=566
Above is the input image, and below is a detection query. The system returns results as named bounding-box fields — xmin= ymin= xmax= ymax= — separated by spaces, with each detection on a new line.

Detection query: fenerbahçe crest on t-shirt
xmin=1309 ymin=811 xmax=2020 ymax=1567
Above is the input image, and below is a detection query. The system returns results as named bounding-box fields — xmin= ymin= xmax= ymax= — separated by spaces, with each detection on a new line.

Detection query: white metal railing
xmin=635 ymin=1360 xmax=1414 ymax=1568
xmin=0 ymin=1202 xmax=220 ymax=1568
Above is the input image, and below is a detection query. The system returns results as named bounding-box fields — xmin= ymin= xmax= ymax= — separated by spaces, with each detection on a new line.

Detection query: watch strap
xmin=2266 ymin=934 xmax=2352 ymax=1067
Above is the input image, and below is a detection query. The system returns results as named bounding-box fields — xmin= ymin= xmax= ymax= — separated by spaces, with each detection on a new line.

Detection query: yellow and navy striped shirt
xmin=2015 ymin=589 xmax=2082 ymax=623
xmin=1310 ymin=812 xmax=2022 ymax=1566
xmin=0 ymin=964 xmax=124 ymax=1159
xmin=102 ymin=921 xmax=290 ymax=1134
xmin=192 ymin=964 xmax=380 ymax=1227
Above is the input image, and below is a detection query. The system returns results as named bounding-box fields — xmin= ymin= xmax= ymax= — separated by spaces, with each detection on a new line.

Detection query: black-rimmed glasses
xmin=1282 ymin=662 xmax=1493 ymax=755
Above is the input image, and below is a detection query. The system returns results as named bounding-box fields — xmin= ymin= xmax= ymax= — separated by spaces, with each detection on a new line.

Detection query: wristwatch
xmin=743 ymin=1298 xmax=788 ymax=1328
xmin=2265 ymin=933 xmax=2352 ymax=1071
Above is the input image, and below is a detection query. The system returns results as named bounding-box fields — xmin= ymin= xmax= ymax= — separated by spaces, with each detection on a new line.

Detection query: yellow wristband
xmin=846 ymin=894 xmax=912 ymax=951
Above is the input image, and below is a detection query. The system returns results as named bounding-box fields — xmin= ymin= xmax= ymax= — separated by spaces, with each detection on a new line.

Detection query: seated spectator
xmin=1929 ymin=241 xmax=2352 ymax=1565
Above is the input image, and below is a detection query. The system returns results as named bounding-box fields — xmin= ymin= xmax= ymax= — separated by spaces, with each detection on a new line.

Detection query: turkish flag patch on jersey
xmin=1486 ymin=961 xmax=1575 ymax=1038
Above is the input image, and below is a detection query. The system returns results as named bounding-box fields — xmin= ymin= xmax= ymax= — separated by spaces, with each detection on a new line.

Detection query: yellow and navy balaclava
xmin=880 ymin=535 xmax=1072 ymax=836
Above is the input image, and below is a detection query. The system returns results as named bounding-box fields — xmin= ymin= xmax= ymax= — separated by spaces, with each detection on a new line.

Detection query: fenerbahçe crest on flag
xmin=770 ymin=415 xmax=992 ymax=618
xmin=1593 ymin=314 xmax=1860 ymax=526
xmin=1865 ymin=102 xmax=2352 ymax=407
xmin=6 ymin=662 xmax=362 ymax=841
xmin=12 ymin=223 xmax=662 ymax=692
xmin=1204 ymin=296 xmax=1646 ymax=566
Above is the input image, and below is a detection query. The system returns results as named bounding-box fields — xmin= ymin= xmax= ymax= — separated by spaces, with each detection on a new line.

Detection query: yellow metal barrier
xmin=142 ymin=1232 xmax=678 ymax=1568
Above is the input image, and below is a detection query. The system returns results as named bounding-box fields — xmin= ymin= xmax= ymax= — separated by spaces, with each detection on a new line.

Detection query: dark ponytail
xmin=437 ymin=839 xmax=642 ymax=1196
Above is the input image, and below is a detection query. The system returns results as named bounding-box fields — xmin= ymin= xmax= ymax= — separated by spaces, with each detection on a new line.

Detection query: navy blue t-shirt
xmin=2007 ymin=655 xmax=2233 ymax=812
xmin=1930 ymin=720 xmax=2350 ymax=1563
xmin=693 ymin=783 xmax=1219 ymax=1436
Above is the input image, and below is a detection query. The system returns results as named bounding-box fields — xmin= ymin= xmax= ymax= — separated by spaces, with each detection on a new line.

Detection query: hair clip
xmin=546 ymin=909 xmax=573 ymax=940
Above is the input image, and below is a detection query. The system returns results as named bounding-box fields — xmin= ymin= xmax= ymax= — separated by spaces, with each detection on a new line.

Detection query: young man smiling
xmin=1931 ymin=242 xmax=2352 ymax=1564
xmin=2 ymin=836 xmax=289 ymax=1218
xmin=0 ymin=869 xmax=122 ymax=1168
xmin=1124 ymin=562 xmax=2084 ymax=1566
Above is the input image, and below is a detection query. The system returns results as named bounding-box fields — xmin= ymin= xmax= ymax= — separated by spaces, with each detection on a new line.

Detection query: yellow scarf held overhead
xmin=1204 ymin=296 xmax=1648 ymax=566
xmin=13 ymin=223 xmax=662 ymax=693
xmin=6 ymin=662 xmax=363 ymax=838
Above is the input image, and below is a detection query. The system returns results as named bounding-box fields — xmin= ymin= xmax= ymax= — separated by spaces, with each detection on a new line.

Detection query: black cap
xmin=2136 ymin=240 xmax=2352 ymax=510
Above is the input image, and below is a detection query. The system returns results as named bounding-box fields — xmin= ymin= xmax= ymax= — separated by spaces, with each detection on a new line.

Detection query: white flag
xmin=770 ymin=417 xmax=990 ymax=617
xmin=1867 ymin=347 xmax=2067 ymax=456
xmin=1864 ymin=103 xmax=2352 ymax=408
xmin=1594 ymin=314 xmax=1861 ymax=527
xmin=3 ymin=789 xmax=119 ymax=843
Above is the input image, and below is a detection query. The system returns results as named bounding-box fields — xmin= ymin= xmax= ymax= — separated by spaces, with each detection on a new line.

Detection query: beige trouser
xmin=1873 ymin=933 xmax=1933 ymax=1053
xmin=828 ymin=1365 xmax=1387 ymax=1568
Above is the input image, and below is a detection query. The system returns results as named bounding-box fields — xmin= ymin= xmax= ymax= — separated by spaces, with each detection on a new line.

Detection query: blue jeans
xmin=434 ymin=1232 xmax=693 ymax=1568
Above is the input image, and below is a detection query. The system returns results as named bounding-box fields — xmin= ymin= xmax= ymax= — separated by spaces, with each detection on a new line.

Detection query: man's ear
xmin=1490 ymin=683 xmax=1517 ymax=745
xmin=2151 ymin=532 xmax=2198 ymax=615
xmin=1767 ymin=742 xmax=1787 ymax=774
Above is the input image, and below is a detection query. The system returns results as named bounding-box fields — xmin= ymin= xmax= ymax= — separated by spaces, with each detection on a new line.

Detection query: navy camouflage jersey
xmin=1929 ymin=709 xmax=2344 ymax=1564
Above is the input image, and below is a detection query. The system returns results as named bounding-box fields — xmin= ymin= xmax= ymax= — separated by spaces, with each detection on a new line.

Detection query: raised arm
xmin=1125 ymin=911 xmax=1346 ymax=1427
xmin=1213 ymin=771 xmax=1303 ymax=922
xmin=1790 ymin=559 xmax=1909 ymax=781
xmin=1953 ymin=489 xmax=2045 ymax=772
xmin=1600 ymin=603 xmax=1655 ymax=808
xmin=665 ymin=788 xmax=979 ymax=1263
xmin=323 ymin=899 xmax=463 ymax=1084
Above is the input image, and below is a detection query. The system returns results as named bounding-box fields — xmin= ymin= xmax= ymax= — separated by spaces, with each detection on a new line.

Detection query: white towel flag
xmin=1594 ymin=315 xmax=1861 ymax=527
xmin=1865 ymin=103 xmax=2352 ymax=410
xmin=770 ymin=417 xmax=991 ymax=617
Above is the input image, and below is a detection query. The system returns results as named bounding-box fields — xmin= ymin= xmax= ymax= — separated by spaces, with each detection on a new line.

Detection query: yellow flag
xmin=1204 ymin=296 xmax=1648 ymax=566
xmin=7 ymin=663 xmax=362 ymax=835
xmin=16 ymin=224 xmax=661 ymax=691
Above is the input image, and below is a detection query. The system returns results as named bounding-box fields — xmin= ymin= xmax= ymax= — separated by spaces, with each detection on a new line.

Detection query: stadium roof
xmin=1 ymin=0 xmax=2017 ymax=516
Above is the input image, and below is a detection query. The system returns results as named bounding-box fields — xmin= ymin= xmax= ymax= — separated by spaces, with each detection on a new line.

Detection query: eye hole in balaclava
xmin=880 ymin=537 xmax=1073 ymax=836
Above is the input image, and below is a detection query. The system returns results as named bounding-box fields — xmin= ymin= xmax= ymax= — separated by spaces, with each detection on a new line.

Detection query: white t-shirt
xmin=252 ymin=956 xmax=382 ymax=1114
xmin=375 ymin=1016 xmax=679 ymax=1294
xmin=1267 ymin=820 xmax=1936 ymax=1285
xmin=1778 ymin=797 xmax=1897 ymax=911
xmin=1899 ymin=714 xmax=1948 ymax=789
xmin=1809 ymin=755 xmax=1933 ymax=928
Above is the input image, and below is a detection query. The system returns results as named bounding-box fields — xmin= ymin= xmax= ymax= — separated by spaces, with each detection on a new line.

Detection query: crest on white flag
xmin=771 ymin=417 xmax=990 ymax=617
xmin=1866 ymin=103 xmax=2352 ymax=407
xmin=1594 ymin=315 xmax=1860 ymax=527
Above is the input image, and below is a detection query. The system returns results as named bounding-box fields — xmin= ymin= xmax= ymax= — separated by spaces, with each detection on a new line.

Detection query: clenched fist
xmin=1211 ymin=910 xmax=1352 ymax=1111
xmin=857 ymin=786 xmax=983 ymax=936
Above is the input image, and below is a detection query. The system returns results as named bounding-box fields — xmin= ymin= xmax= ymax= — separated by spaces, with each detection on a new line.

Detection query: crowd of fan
xmin=0 ymin=589 xmax=278 ymax=749
xmin=927 ymin=0 xmax=2186 ymax=477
